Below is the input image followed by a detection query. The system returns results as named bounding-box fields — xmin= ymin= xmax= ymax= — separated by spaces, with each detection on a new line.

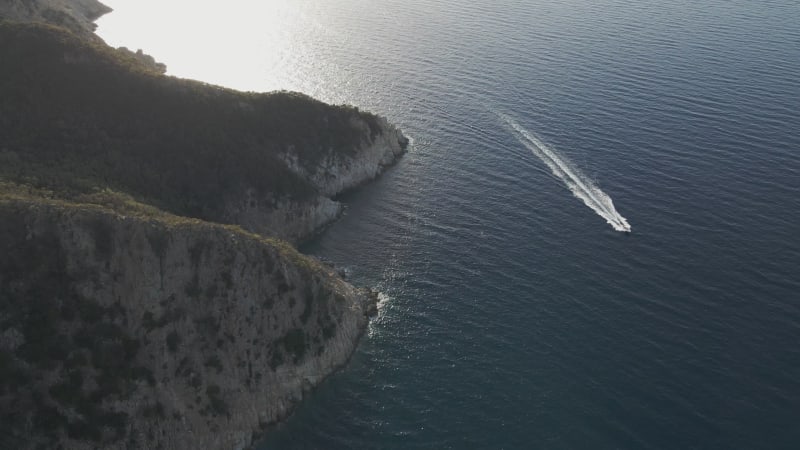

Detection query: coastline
xmin=0 ymin=2 xmax=407 ymax=448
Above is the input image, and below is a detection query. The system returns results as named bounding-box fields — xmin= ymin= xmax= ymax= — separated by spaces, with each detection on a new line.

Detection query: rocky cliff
xmin=0 ymin=20 xmax=408 ymax=243
xmin=0 ymin=0 xmax=166 ymax=72
xmin=225 ymin=113 xmax=409 ymax=242
xmin=281 ymin=115 xmax=410 ymax=198
xmin=0 ymin=187 xmax=378 ymax=449
xmin=0 ymin=0 xmax=111 ymax=37
xmin=0 ymin=2 xmax=407 ymax=449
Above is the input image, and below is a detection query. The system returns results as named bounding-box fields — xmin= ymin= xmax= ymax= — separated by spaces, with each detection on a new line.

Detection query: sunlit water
xmin=97 ymin=0 xmax=800 ymax=448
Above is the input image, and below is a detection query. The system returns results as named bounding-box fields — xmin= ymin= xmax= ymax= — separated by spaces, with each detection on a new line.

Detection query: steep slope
xmin=0 ymin=186 xmax=378 ymax=449
xmin=0 ymin=0 xmax=111 ymax=37
xmin=0 ymin=4 xmax=407 ymax=449
xmin=0 ymin=21 xmax=408 ymax=242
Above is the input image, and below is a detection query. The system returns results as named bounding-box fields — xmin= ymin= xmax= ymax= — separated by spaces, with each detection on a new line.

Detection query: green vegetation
xmin=0 ymin=21 xmax=385 ymax=225
xmin=300 ymin=286 xmax=316 ymax=324
xmin=281 ymin=328 xmax=307 ymax=363
xmin=205 ymin=384 xmax=229 ymax=417
xmin=204 ymin=355 xmax=224 ymax=374
xmin=195 ymin=314 xmax=220 ymax=336
xmin=0 ymin=217 xmax=142 ymax=444
xmin=143 ymin=306 xmax=185 ymax=330
xmin=184 ymin=274 xmax=202 ymax=299
xmin=269 ymin=350 xmax=284 ymax=370
xmin=141 ymin=401 xmax=166 ymax=419
xmin=0 ymin=184 xmax=333 ymax=281
xmin=166 ymin=331 xmax=181 ymax=353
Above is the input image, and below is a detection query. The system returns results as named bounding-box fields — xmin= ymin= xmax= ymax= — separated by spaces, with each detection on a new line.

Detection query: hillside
xmin=0 ymin=185 xmax=379 ymax=449
xmin=0 ymin=7 xmax=406 ymax=450
xmin=0 ymin=21 xmax=408 ymax=242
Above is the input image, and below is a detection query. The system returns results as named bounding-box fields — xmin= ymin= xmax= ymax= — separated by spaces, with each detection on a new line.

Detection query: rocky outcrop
xmin=0 ymin=0 xmax=111 ymax=37
xmin=1 ymin=0 xmax=167 ymax=71
xmin=221 ymin=190 xmax=344 ymax=244
xmin=116 ymin=47 xmax=167 ymax=74
xmin=226 ymin=118 xmax=409 ymax=243
xmin=281 ymin=115 xmax=409 ymax=198
xmin=0 ymin=193 xmax=378 ymax=449
xmin=0 ymin=19 xmax=407 ymax=244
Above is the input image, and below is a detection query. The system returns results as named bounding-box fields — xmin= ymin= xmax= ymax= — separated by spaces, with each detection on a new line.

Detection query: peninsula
xmin=0 ymin=1 xmax=407 ymax=448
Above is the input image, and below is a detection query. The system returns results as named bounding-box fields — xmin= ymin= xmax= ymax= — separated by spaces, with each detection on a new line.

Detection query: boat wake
xmin=500 ymin=114 xmax=631 ymax=233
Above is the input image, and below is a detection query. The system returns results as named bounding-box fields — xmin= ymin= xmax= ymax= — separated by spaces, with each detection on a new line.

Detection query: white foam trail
xmin=500 ymin=114 xmax=631 ymax=232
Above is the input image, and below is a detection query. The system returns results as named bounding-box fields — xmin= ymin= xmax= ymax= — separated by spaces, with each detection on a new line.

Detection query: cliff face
xmin=0 ymin=0 xmax=166 ymax=72
xmin=225 ymin=114 xmax=409 ymax=242
xmin=281 ymin=115 xmax=410 ymax=198
xmin=0 ymin=0 xmax=408 ymax=449
xmin=220 ymin=190 xmax=344 ymax=245
xmin=0 ymin=21 xmax=408 ymax=244
xmin=0 ymin=192 xmax=377 ymax=449
xmin=0 ymin=0 xmax=111 ymax=37
xmin=0 ymin=4 xmax=407 ymax=448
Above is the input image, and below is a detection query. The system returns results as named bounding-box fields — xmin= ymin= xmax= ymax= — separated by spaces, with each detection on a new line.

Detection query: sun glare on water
xmin=95 ymin=0 xmax=307 ymax=92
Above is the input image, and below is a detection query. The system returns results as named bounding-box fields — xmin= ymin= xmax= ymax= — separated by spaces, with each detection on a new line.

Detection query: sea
xmin=96 ymin=0 xmax=800 ymax=448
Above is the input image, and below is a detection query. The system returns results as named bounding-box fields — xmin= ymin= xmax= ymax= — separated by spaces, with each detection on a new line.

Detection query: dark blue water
xmin=258 ymin=0 xmax=800 ymax=448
